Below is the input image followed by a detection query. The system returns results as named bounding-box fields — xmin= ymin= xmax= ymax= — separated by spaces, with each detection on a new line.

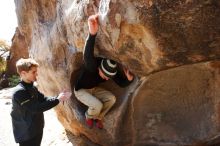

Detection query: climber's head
xmin=98 ymin=58 xmax=117 ymax=80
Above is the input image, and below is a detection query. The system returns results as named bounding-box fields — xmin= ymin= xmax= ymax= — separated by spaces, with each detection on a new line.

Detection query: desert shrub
xmin=8 ymin=75 xmax=20 ymax=87
xmin=0 ymin=57 xmax=6 ymax=73
xmin=0 ymin=39 xmax=9 ymax=75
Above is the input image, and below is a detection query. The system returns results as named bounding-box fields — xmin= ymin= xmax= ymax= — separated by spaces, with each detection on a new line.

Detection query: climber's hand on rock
xmin=57 ymin=91 xmax=72 ymax=102
xmin=88 ymin=14 xmax=99 ymax=35
xmin=123 ymin=67 xmax=134 ymax=81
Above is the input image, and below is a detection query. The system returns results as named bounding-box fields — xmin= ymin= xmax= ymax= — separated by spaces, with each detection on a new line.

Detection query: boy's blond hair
xmin=16 ymin=58 xmax=39 ymax=74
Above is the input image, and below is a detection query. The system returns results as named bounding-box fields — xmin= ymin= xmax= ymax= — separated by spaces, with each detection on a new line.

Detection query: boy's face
xmin=21 ymin=66 xmax=38 ymax=83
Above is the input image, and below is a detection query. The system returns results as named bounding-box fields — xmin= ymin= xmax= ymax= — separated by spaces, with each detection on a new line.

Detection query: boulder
xmin=6 ymin=28 xmax=29 ymax=76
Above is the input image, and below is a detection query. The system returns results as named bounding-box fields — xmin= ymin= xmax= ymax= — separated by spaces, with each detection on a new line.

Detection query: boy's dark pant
xmin=19 ymin=132 xmax=43 ymax=146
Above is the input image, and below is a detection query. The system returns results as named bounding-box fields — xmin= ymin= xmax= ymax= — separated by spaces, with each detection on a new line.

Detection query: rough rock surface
xmin=11 ymin=0 xmax=220 ymax=145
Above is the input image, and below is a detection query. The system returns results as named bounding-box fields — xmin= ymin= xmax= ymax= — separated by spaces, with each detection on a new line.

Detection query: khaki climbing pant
xmin=74 ymin=87 xmax=116 ymax=120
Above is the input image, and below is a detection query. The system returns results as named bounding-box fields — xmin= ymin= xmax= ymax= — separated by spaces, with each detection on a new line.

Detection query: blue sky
xmin=0 ymin=1 xmax=17 ymax=43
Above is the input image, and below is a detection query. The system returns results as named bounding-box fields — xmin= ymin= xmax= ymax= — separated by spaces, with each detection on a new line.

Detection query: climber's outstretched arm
xmin=83 ymin=14 xmax=99 ymax=72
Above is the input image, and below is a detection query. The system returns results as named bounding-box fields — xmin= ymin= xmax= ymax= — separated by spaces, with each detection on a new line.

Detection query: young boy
xmin=11 ymin=58 xmax=71 ymax=146
xmin=74 ymin=14 xmax=134 ymax=129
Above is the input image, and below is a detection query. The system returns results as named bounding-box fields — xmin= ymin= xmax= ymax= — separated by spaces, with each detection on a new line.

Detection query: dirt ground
xmin=0 ymin=87 xmax=73 ymax=146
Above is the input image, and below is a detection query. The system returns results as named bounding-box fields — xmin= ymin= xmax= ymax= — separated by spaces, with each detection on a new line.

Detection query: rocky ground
xmin=0 ymin=87 xmax=73 ymax=146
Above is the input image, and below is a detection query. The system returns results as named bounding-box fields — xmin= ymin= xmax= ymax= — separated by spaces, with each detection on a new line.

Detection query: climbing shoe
xmin=95 ymin=119 xmax=103 ymax=129
xmin=86 ymin=118 xmax=94 ymax=129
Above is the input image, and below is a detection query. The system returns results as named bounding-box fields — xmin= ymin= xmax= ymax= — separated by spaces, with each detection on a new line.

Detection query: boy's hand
xmin=123 ymin=67 xmax=134 ymax=81
xmin=88 ymin=14 xmax=99 ymax=35
xmin=57 ymin=91 xmax=72 ymax=102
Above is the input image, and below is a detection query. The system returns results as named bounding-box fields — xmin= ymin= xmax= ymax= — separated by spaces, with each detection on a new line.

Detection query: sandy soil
xmin=0 ymin=88 xmax=73 ymax=146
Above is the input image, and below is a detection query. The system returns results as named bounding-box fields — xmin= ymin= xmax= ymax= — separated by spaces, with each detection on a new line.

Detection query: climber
xmin=11 ymin=58 xmax=71 ymax=146
xmin=74 ymin=14 xmax=134 ymax=129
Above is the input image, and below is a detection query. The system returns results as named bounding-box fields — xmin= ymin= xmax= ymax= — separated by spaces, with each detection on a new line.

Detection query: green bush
xmin=8 ymin=75 xmax=20 ymax=87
